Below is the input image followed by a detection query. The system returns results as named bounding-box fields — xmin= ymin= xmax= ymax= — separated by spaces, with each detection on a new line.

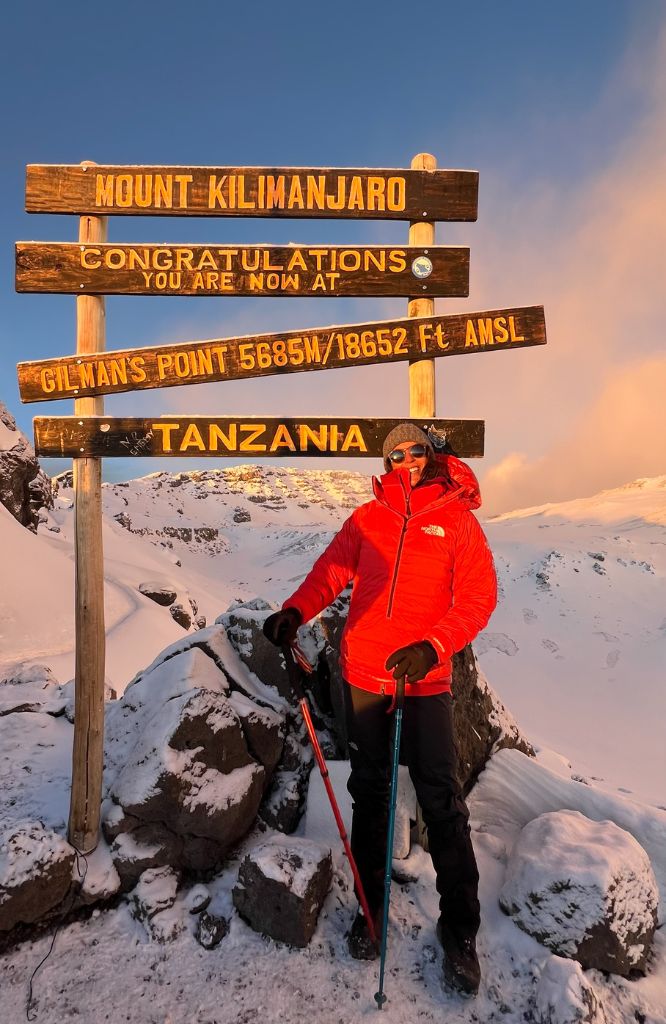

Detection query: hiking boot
xmin=436 ymin=919 xmax=480 ymax=996
xmin=347 ymin=910 xmax=380 ymax=961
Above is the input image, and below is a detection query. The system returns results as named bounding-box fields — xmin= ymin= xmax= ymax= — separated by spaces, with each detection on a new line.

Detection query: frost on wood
xmin=499 ymin=809 xmax=658 ymax=975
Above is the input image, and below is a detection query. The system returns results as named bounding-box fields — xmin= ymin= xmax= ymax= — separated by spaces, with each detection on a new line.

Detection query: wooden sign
xmin=34 ymin=417 xmax=484 ymax=459
xmin=15 ymin=243 xmax=469 ymax=298
xmin=17 ymin=306 xmax=546 ymax=403
xmin=25 ymin=165 xmax=479 ymax=221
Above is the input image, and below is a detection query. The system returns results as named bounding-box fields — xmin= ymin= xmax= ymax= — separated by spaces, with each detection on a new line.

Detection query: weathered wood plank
xmin=34 ymin=417 xmax=485 ymax=459
xmin=17 ymin=307 xmax=546 ymax=403
xmin=25 ymin=165 xmax=479 ymax=221
xmin=15 ymin=243 xmax=470 ymax=298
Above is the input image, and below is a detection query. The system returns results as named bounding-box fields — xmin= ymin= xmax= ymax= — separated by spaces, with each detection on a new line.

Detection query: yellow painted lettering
xmin=509 ymin=316 xmax=525 ymax=341
xmin=287 ymin=176 xmax=305 ymax=209
xmin=479 ymin=318 xmax=494 ymax=345
xmin=128 ymin=356 xmax=147 ymax=383
xmin=465 ymin=321 xmax=479 ymax=347
xmin=175 ymin=175 xmax=192 ymax=209
xmin=306 ymin=175 xmax=325 ymax=209
xmin=270 ymin=424 xmax=297 ymax=452
xmin=366 ymin=176 xmax=385 ymax=211
xmin=299 ymin=424 xmax=327 ymax=451
xmin=134 ymin=174 xmax=152 ymax=208
xmin=95 ymin=362 xmax=110 ymax=386
xmin=157 ymin=354 xmax=173 ymax=379
xmin=388 ymin=249 xmax=406 ymax=272
xmin=152 ymin=422 xmax=179 ymax=452
xmin=240 ymin=424 xmax=266 ymax=452
xmin=387 ymin=177 xmax=406 ymax=211
xmin=80 ymin=248 xmax=101 ymax=269
xmin=493 ymin=317 xmax=509 ymax=343
xmin=95 ymin=174 xmax=114 ymax=207
xmin=40 ymin=368 xmax=56 ymax=394
xmin=236 ymin=175 xmax=255 ymax=209
xmin=287 ymin=249 xmax=307 ymax=272
xmin=154 ymin=174 xmax=173 ymax=208
xmin=208 ymin=423 xmax=237 ymax=451
xmin=108 ymin=359 xmax=128 ymax=386
xmin=341 ymin=424 xmax=367 ymax=453
xmin=347 ymin=176 xmax=365 ymax=210
xmin=180 ymin=423 xmax=206 ymax=451
xmin=208 ymin=174 xmax=227 ymax=209
xmin=266 ymin=175 xmax=285 ymax=209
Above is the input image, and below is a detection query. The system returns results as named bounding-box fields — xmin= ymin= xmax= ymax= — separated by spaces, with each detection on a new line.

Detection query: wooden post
xmin=409 ymin=154 xmax=436 ymax=853
xmin=408 ymin=153 xmax=437 ymax=417
xmin=68 ymin=163 xmax=107 ymax=852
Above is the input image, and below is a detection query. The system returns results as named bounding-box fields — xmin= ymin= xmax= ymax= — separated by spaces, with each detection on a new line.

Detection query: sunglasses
xmin=388 ymin=444 xmax=429 ymax=463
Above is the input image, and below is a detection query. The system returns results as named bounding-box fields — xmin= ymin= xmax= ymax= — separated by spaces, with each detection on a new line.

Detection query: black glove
xmin=385 ymin=641 xmax=438 ymax=684
xmin=263 ymin=607 xmax=302 ymax=646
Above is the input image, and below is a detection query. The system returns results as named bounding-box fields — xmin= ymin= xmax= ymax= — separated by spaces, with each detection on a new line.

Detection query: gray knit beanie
xmin=382 ymin=423 xmax=432 ymax=472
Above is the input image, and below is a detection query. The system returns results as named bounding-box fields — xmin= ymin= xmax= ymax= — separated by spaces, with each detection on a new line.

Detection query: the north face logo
xmin=421 ymin=524 xmax=445 ymax=537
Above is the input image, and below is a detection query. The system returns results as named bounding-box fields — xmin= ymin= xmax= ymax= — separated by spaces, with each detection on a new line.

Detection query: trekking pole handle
xmin=395 ymin=674 xmax=406 ymax=711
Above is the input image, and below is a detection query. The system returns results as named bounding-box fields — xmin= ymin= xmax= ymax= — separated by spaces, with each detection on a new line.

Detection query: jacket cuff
xmin=424 ymin=634 xmax=450 ymax=664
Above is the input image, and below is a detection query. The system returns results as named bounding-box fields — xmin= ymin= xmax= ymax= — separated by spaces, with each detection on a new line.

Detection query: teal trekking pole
xmin=374 ymin=674 xmax=407 ymax=1010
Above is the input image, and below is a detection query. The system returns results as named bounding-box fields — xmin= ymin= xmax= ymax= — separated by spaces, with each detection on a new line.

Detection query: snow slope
xmin=1 ymin=467 xmax=665 ymax=1023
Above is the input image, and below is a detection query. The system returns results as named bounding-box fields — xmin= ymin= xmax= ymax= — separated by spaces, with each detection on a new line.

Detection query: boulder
xmin=499 ymin=810 xmax=659 ymax=976
xmin=170 ymin=603 xmax=192 ymax=630
xmin=109 ymin=689 xmax=266 ymax=867
xmin=0 ymin=822 xmax=75 ymax=931
xmin=0 ymin=402 xmax=52 ymax=532
xmin=535 ymin=955 xmax=605 ymax=1024
xmin=217 ymin=598 xmax=293 ymax=700
xmin=138 ymin=582 xmax=178 ymax=606
xmin=227 ymin=691 xmax=285 ymax=777
xmin=233 ymin=835 xmax=332 ymax=947
xmin=452 ymin=645 xmax=534 ymax=794
xmin=110 ymin=823 xmax=184 ymax=892
xmin=0 ymin=662 xmax=63 ymax=716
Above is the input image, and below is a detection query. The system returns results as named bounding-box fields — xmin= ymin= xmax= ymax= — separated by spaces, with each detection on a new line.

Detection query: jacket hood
xmin=372 ymin=453 xmax=482 ymax=513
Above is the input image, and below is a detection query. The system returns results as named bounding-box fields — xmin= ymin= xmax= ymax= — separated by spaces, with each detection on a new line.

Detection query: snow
xmin=247 ymin=835 xmax=332 ymax=900
xmin=0 ymin=466 xmax=665 ymax=1022
xmin=499 ymin=809 xmax=658 ymax=960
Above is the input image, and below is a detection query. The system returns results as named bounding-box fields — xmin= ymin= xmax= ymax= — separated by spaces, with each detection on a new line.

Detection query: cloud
xmin=481 ymin=357 xmax=666 ymax=514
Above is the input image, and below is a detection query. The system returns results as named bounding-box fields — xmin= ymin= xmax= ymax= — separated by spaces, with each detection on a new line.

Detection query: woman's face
xmin=389 ymin=441 xmax=430 ymax=485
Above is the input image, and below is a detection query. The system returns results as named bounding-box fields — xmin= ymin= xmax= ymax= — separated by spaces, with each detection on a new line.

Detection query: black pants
xmin=343 ymin=684 xmax=480 ymax=938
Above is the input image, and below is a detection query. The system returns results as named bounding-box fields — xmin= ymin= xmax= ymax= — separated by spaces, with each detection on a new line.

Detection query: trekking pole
xmin=374 ymin=674 xmax=407 ymax=1010
xmin=281 ymin=644 xmax=378 ymax=949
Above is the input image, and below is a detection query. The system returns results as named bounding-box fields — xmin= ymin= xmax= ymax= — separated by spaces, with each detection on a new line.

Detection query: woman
xmin=263 ymin=423 xmax=497 ymax=996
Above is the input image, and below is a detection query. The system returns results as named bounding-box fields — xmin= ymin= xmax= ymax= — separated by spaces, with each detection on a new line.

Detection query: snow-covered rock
xmin=534 ymin=955 xmax=605 ymax=1024
xmin=233 ymin=834 xmax=332 ymax=947
xmin=130 ymin=865 xmax=184 ymax=942
xmin=499 ymin=809 xmax=659 ymax=975
xmin=195 ymin=909 xmax=229 ymax=949
xmin=108 ymin=689 xmax=266 ymax=867
xmin=137 ymin=581 xmax=178 ymax=606
xmin=0 ymin=402 xmax=52 ymax=532
xmin=0 ymin=822 xmax=75 ymax=931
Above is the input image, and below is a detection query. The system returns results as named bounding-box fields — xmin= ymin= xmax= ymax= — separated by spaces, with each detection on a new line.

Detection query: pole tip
xmin=374 ymin=992 xmax=387 ymax=1009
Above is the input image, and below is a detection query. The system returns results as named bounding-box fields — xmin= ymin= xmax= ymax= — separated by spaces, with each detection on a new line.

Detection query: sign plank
xmin=34 ymin=417 xmax=484 ymax=459
xmin=17 ymin=306 xmax=546 ymax=403
xmin=25 ymin=165 xmax=479 ymax=221
xmin=15 ymin=243 xmax=469 ymax=298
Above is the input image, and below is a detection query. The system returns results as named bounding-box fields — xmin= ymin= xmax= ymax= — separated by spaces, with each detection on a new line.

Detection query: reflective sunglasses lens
xmin=388 ymin=449 xmax=406 ymax=463
xmin=409 ymin=445 xmax=427 ymax=458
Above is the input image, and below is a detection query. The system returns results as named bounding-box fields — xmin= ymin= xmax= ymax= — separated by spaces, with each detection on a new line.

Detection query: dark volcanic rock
xmin=451 ymin=645 xmax=534 ymax=795
xmin=499 ymin=810 xmax=659 ymax=977
xmin=170 ymin=603 xmax=192 ymax=630
xmin=0 ymin=823 xmax=76 ymax=931
xmin=0 ymin=402 xmax=52 ymax=531
xmin=196 ymin=910 xmax=229 ymax=949
xmin=233 ymin=835 xmax=332 ymax=947
xmin=138 ymin=582 xmax=178 ymax=606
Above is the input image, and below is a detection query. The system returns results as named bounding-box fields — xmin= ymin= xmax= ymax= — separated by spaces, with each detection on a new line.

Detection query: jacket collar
xmin=372 ymin=454 xmax=482 ymax=516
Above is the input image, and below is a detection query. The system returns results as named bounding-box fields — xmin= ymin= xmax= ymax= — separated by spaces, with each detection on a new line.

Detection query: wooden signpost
xmin=16 ymin=243 xmax=469 ymax=298
xmin=15 ymin=155 xmax=545 ymax=855
xmin=17 ymin=306 xmax=546 ymax=403
xmin=25 ymin=164 xmax=478 ymax=220
xmin=33 ymin=416 xmax=484 ymax=460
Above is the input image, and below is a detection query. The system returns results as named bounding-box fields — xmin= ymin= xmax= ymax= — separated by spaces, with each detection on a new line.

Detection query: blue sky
xmin=2 ymin=1 xmax=665 ymax=511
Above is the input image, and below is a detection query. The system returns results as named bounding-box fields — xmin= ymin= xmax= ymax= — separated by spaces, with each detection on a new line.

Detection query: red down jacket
xmin=283 ymin=454 xmax=497 ymax=697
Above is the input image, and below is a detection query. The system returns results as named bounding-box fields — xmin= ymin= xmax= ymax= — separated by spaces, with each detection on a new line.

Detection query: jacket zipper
xmin=386 ymin=493 xmax=411 ymax=620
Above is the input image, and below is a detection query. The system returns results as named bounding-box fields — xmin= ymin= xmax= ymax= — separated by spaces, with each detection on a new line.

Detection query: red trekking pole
xmin=281 ymin=643 xmax=378 ymax=949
